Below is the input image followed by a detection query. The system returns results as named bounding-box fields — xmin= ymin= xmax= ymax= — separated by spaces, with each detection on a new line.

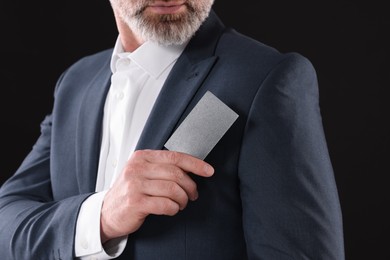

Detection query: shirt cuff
xmin=75 ymin=191 xmax=128 ymax=259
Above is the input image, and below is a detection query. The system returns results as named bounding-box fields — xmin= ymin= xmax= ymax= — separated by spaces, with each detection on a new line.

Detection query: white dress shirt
xmin=75 ymin=36 xmax=187 ymax=259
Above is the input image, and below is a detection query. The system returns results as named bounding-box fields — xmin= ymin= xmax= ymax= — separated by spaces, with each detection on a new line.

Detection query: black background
xmin=1 ymin=1 xmax=389 ymax=259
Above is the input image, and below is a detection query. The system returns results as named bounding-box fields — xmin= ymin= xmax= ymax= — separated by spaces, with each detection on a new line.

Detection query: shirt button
xmin=121 ymin=58 xmax=130 ymax=65
xmin=81 ymin=240 xmax=88 ymax=249
xmin=116 ymin=92 xmax=124 ymax=100
xmin=117 ymin=58 xmax=131 ymax=69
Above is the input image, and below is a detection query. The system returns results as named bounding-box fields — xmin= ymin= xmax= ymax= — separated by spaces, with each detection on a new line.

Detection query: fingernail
xmin=192 ymin=191 xmax=199 ymax=201
xmin=204 ymin=164 xmax=214 ymax=176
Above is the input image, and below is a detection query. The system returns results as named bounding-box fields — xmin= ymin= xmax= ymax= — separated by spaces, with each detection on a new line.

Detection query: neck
xmin=114 ymin=14 xmax=145 ymax=52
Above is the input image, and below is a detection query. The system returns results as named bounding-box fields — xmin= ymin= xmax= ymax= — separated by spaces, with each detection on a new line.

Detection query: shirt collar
xmin=110 ymin=36 xmax=188 ymax=79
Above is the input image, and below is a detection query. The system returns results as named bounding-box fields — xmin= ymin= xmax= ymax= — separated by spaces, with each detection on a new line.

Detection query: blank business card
xmin=164 ymin=91 xmax=239 ymax=159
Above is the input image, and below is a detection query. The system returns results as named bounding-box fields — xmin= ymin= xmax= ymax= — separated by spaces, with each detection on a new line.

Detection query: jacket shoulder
xmin=65 ymin=48 xmax=113 ymax=73
xmin=215 ymin=28 xmax=315 ymax=79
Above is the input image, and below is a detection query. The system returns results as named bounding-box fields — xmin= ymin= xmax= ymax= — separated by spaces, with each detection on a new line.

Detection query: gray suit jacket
xmin=0 ymin=10 xmax=345 ymax=260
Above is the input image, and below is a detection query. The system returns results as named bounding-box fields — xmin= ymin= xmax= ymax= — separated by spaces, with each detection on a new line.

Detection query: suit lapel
xmin=135 ymin=56 xmax=217 ymax=150
xmin=136 ymin=10 xmax=225 ymax=150
xmin=75 ymin=57 xmax=112 ymax=193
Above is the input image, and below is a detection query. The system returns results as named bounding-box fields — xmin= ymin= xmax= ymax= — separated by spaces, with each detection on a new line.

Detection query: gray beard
xmin=125 ymin=4 xmax=211 ymax=46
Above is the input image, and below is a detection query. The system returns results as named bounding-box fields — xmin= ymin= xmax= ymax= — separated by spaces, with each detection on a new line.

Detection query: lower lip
xmin=147 ymin=4 xmax=186 ymax=15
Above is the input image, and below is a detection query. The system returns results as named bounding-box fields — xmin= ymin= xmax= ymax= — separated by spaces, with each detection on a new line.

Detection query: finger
xmin=140 ymin=196 xmax=181 ymax=216
xmin=142 ymin=179 xmax=190 ymax=210
xmin=144 ymin=164 xmax=199 ymax=201
xmin=123 ymin=158 xmax=199 ymax=200
xmin=132 ymin=150 xmax=214 ymax=177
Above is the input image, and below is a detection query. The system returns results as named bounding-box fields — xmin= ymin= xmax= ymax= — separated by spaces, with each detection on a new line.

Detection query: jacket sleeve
xmin=0 ymin=93 xmax=92 ymax=260
xmin=238 ymin=53 xmax=345 ymax=259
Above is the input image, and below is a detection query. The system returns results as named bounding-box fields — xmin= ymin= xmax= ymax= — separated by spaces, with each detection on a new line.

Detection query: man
xmin=0 ymin=0 xmax=345 ymax=259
